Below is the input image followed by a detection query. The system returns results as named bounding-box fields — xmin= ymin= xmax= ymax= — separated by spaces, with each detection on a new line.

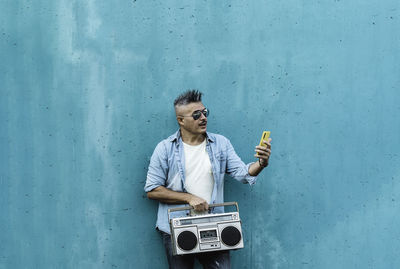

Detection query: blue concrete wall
xmin=1 ymin=0 xmax=399 ymax=268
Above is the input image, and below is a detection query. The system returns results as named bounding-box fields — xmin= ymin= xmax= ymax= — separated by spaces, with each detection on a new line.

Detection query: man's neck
xmin=180 ymin=129 xmax=206 ymax=145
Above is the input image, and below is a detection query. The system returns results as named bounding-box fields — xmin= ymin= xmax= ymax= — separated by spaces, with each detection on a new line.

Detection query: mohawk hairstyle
xmin=173 ymin=90 xmax=203 ymax=107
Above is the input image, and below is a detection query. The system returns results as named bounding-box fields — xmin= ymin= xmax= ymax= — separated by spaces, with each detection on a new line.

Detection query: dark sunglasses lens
xmin=192 ymin=109 xmax=209 ymax=120
xmin=192 ymin=111 xmax=201 ymax=120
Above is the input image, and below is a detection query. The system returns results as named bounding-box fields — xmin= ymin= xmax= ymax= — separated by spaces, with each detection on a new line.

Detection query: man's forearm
xmin=248 ymin=161 xmax=266 ymax=176
xmin=147 ymin=186 xmax=210 ymax=211
xmin=147 ymin=186 xmax=191 ymax=204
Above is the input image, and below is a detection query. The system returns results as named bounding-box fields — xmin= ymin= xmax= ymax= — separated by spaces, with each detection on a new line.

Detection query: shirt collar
xmin=170 ymin=129 xmax=215 ymax=143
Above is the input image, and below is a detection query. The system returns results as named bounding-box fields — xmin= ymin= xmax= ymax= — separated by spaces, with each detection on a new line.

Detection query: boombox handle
xmin=168 ymin=201 xmax=239 ymax=220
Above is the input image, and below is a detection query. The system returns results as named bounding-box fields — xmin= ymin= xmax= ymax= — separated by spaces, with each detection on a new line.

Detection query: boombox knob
xmin=221 ymin=226 xmax=241 ymax=247
xmin=177 ymin=231 xmax=197 ymax=251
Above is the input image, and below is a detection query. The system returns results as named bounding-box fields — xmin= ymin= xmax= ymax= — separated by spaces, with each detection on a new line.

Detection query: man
xmin=144 ymin=90 xmax=272 ymax=269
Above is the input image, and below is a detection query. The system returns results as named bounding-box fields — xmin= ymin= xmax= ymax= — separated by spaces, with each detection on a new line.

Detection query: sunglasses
xmin=179 ymin=108 xmax=209 ymax=120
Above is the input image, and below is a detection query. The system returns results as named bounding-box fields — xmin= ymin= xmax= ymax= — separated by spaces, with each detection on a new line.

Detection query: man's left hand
xmin=254 ymin=138 xmax=272 ymax=167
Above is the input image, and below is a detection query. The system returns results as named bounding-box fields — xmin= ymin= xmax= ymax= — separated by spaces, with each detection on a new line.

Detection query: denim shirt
xmin=144 ymin=130 xmax=258 ymax=234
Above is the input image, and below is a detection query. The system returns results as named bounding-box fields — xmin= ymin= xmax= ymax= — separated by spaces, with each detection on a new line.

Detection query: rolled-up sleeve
xmin=144 ymin=142 xmax=168 ymax=192
xmin=225 ymin=138 xmax=257 ymax=185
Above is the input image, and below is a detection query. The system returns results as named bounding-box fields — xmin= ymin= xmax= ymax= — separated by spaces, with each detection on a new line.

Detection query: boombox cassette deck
xmin=168 ymin=202 xmax=244 ymax=255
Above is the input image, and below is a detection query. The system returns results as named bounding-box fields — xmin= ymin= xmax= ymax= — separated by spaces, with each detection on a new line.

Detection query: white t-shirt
xmin=183 ymin=139 xmax=215 ymax=204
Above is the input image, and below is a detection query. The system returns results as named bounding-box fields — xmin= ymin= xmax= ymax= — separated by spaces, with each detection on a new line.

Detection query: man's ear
xmin=176 ymin=116 xmax=184 ymax=126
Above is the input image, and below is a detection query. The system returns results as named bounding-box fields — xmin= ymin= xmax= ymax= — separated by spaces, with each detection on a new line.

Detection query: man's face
xmin=176 ymin=102 xmax=208 ymax=135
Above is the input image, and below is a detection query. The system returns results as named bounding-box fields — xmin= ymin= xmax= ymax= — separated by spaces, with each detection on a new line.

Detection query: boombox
xmin=168 ymin=202 xmax=244 ymax=255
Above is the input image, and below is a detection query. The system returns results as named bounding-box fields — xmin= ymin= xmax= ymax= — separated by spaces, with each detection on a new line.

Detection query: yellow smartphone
xmin=259 ymin=131 xmax=270 ymax=146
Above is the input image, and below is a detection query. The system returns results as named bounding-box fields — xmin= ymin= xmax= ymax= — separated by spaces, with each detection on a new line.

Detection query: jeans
xmin=161 ymin=231 xmax=231 ymax=269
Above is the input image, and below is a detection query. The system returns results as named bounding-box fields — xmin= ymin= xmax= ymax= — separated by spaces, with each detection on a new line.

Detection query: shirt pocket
xmin=214 ymin=152 xmax=227 ymax=174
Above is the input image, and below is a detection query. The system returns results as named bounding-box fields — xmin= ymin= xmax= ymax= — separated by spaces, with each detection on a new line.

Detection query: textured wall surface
xmin=1 ymin=0 xmax=400 ymax=268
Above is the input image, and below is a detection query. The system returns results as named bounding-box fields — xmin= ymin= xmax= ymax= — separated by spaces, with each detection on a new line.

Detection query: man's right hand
xmin=187 ymin=194 xmax=209 ymax=212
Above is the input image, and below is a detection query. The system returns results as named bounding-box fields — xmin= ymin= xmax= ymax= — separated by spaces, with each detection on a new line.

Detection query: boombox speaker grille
xmin=221 ymin=226 xmax=241 ymax=247
xmin=177 ymin=231 xmax=197 ymax=251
